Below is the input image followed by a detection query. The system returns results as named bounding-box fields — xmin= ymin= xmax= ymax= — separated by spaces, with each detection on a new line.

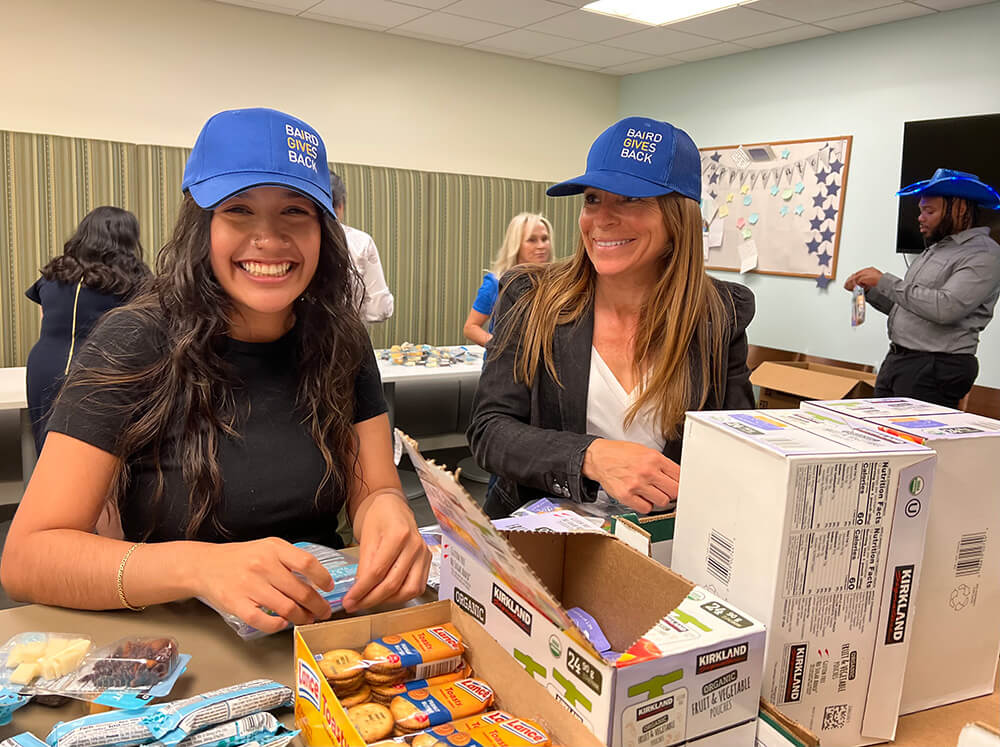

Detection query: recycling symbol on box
xmin=950 ymin=584 xmax=972 ymax=611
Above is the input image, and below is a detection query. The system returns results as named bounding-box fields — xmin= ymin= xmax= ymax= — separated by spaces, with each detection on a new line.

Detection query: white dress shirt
xmin=342 ymin=224 xmax=394 ymax=323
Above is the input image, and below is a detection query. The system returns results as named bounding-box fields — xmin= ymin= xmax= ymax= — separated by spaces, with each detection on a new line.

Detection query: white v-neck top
xmin=586 ymin=346 xmax=666 ymax=452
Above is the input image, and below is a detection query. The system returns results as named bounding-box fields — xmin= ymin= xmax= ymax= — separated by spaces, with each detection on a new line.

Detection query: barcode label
xmin=414 ymin=654 xmax=463 ymax=680
xmin=955 ymin=532 xmax=987 ymax=577
xmin=707 ymin=529 xmax=734 ymax=585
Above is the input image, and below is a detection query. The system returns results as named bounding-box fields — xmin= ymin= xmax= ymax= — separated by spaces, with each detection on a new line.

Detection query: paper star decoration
xmin=806 ymin=237 xmax=822 ymax=254
xmin=779 ymin=206 xmax=790 ymax=217
xmin=743 ymin=195 xmax=753 ymax=206
xmin=770 ymin=185 xmax=780 ymax=196
xmin=809 ymin=216 xmax=824 ymax=231
xmin=823 ymin=205 xmax=838 ymax=221
xmin=794 ymin=182 xmax=805 ymax=194
xmin=816 ymin=273 xmax=830 ymax=289
xmin=710 ymin=151 xmax=722 ymax=163
xmin=817 ymin=250 xmax=832 ymax=267
xmin=816 ymin=169 xmax=830 ymax=183
xmin=813 ymin=194 xmax=826 ymax=208
xmin=748 ymin=213 xmax=759 ymax=225
xmin=829 ymin=159 xmax=843 ymax=174
xmin=826 ymin=182 xmax=841 ymax=197
xmin=741 ymin=185 xmax=750 ymax=194
xmin=709 ymin=172 xmax=719 ymax=184
xmin=726 ymin=193 xmax=735 ymax=203
xmin=781 ymin=148 xmax=791 ymax=159
xmin=709 ymin=189 xmax=718 ymax=199
xmin=820 ymin=227 xmax=835 ymax=244
xmin=794 ymin=204 xmax=805 ymax=215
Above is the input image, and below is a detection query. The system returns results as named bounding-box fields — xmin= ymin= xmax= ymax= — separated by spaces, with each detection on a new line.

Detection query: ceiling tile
xmin=444 ymin=0 xmax=570 ymax=26
xmin=667 ymin=7 xmax=799 ymax=41
xmin=390 ymin=11 xmax=511 ymax=43
xmin=749 ymin=0 xmax=901 ymax=23
xmin=539 ymin=58 xmax=604 ymax=71
xmin=302 ymin=0 xmax=428 ymax=28
xmin=526 ymin=9 xmax=647 ymax=42
xmin=910 ymin=0 xmax=993 ymax=9
xmin=214 ymin=0 xmax=321 ymax=14
xmin=736 ymin=23 xmax=833 ymax=47
xmin=817 ymin=2 xmax=935 ymax=31
xmin=604 ymin=26 xmax=716 ymax=55
xmin=390 ymin=0 xmax=460 ymax=9
xmin=544 ymin=43 xmax=650 ymax=66
xmin=669 ymin=41 xmax=752 ymax=61
xmin=468 ymin=28 xmax=584 ymax=57
xmin=600 ymin=56 xmax=686 ymax=75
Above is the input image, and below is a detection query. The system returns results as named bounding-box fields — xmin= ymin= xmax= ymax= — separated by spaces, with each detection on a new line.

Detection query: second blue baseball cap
xmin=547 ymin=116 xmax=701 ymax=201
xmin=182 ymin=107 xmax=336 ymax=217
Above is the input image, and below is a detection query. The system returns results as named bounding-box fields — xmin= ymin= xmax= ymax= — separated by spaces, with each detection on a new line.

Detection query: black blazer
xmin=468 ymin=272 xmax=756 ymax=519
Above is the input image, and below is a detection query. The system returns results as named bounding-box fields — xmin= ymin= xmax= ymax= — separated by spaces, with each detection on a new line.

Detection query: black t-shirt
xmin=47 ymin=310 xmax=387 ymax=548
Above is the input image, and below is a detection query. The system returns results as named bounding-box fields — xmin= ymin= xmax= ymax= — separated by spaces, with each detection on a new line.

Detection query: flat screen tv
xmin=897 ymin=113 xmax=1000 ymax=253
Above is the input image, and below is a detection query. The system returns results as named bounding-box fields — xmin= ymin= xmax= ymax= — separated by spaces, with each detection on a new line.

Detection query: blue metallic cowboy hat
xmin=897 ymin=168 xmax=1000 ymax=209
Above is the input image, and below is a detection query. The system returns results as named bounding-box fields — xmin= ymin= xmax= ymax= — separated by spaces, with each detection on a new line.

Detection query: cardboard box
xmin=293 ymin=599 xmax=603 ymax=746
xmin=802 ymin=399 xmax=1000 ymax=713
xmin=398 ymin=432 xmax=766 ymax=747
xmin=671 ymin=410 xmax=935 ymax=746
xmin=750 ymin=361 xmax=876 ymax=409
xmin=610 ymin=512 xmax=675 ymax=567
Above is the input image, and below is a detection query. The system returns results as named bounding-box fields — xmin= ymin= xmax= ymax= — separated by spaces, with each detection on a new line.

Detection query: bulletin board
xmin=700 ymin=136 xmax=852 ymax=281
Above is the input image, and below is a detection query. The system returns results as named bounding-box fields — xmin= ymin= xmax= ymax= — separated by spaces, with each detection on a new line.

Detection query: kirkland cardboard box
xmin=802 ymin=398 xmax=1000 ymax=713
xmin=294 ymin=599 xmax=603 ymax=746
xmin=756 ymin=699 xmax=819 ymax=747
xmin=671 ymin=410 xmax=935 ymax=747
xmin=610 ymin=512 xmax=675 ymax=567
xmin=398 ymin=432 xmax=766 ymax=747
xmin=750 ymin=361 xmax=876 ymax=409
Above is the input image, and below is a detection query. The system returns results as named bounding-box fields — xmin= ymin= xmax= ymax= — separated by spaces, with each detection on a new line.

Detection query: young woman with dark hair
xmin=25 ymin=205 xmax=151 ymax=452
xmin=2 ymin=108 xmax=430 ymax=631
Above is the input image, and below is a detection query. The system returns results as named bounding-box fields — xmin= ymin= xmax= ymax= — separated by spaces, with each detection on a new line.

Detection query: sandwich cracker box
xmin=802 ymin=399 xmax=1000 ymax=713
xmin=671 ymin=411 xmax=935 ymax=746
xmin=293 ymin=600 xmax=603 ymax=746
xmin=398 ymin=431 xmax=766 ymax=747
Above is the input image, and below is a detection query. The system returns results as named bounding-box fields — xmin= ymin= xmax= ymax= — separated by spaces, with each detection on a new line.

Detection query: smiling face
xmin=579 ymin=188 xmax=668 ymax=282
xmin=210 ymin=185 xmax=321 ymax=341
xmin=517 ymin=219 xmax=552 ymax=264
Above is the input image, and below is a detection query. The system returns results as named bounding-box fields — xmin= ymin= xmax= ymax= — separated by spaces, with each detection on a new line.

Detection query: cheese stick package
xmin=389 ymin=678 xmax=494 ymax=734
xmin=201 ymin=543 xmax=357 ymax=640
xmin=46 ymin=679 xmax=293 ymax=747
xmin=0 ymin=734 xmax=48 ymax=747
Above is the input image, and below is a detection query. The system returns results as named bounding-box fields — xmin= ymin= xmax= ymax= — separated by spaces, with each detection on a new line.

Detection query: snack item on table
xmin=78 ymin=637 xmax=179 ymax=689
xmin=2 ymin=635 xmax=92 ymax=686
xmin=466 ymin=715 xmax=552 ymax=746
xmin=369 ymin=711 xmax=551 ymax=747
xmin=319 ymin=649 xmax=365 ymax=681
xmin=348 ymin=702 xmax=395 ymax=742
xmin=0 ymin=734 xmax=48 ymax=747
xmin=390 ymin=678 xmax=494 ymax=733
xmin=370 ymin=659 xmax=471 ymax=705
xmin=340 ymin=683 xmax=372 ymax=708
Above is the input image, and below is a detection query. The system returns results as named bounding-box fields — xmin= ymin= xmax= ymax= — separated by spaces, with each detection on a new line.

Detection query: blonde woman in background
xmin=469 ymin=117 xmax=755 ymax=519
xmin=462 ymin=213 xmax=553 ymax=346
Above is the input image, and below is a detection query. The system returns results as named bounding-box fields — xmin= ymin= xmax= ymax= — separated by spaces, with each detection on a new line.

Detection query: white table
xmin=376 ymin=346 xmax=484 ymax=451
xmin=0 ymin=366 xmax=34 ymax=491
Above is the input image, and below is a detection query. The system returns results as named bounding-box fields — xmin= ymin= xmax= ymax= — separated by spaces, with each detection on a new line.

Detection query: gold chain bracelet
xmin=116 ymin=542 xmax=146 ymax=612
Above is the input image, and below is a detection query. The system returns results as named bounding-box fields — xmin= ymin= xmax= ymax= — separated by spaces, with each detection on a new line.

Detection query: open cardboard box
xmin=750 ymin=361 xmax=876 ymax=409
xmin=397 ymin=431 xmax=766 ymax=747
xmin=609 ymin=512 xmax=675 ymax=567
xmin=293 ymin=599 xmax=603 ymax=746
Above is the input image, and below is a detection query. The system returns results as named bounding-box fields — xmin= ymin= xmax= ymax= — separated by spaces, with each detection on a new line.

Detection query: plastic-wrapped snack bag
xmin=1 ymin=633 xmax=93 ymax=689
xmin=200 ymin=543 xmax=357 ymax=639
xmin=173 ymin=712 xmax=296 ymax=747
xmin=47 ymin=679 xmax=292 ymax=747
xmin=0 ymin=734 xmax=48 ymax=747
xmin=852 ymin=285 xmax=866 ymax=327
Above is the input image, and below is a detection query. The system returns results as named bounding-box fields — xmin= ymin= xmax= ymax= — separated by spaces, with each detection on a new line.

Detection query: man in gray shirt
xmin=845 ymin=168 xmax=1000 ymax=408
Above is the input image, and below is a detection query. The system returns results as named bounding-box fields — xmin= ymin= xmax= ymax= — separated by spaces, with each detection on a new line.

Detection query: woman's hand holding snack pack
xmin=344 ymin=491 xmax=431 ymax=612
xmin=192 ymin=538 xmax=335 ymax=633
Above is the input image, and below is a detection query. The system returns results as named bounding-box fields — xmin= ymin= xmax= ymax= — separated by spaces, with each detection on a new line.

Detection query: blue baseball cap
xmin=547 ymin=116 xmax=701 ymax=201
xmin=897 ymin=168 xmax=1000 ymax=210
xmin=182 ymin=107 xmax=336 ymax=217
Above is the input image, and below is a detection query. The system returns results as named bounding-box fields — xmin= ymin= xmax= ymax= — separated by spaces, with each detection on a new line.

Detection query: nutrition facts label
xmin=780 ymin=461 xmax=892 ymax=637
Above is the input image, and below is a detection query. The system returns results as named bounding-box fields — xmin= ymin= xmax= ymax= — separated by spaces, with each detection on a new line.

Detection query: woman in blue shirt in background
xmin=24 ymin=206 xmax=151 ymax=453
xmin=463 ymin=213 xmax=553 ymax=346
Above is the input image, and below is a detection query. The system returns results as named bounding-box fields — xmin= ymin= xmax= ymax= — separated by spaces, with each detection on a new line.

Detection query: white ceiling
xmin=213 ymin=0 xmax=996 ymax=75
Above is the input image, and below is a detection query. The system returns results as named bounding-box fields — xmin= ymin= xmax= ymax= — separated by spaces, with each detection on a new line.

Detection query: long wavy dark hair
xmin=40 ymin=206 xmax=150 ymax=296
xmin=66 ymin=194 xmax=369 ymax=538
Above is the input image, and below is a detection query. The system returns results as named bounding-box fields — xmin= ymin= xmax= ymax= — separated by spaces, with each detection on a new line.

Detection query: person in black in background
xmin=25 ymin=206 xmax=150 ymax=453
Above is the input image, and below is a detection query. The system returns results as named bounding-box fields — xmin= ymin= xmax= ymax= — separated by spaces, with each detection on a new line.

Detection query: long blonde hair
xmin=497 ymin=194 xmax=732 ymax=439
xmin=490 ymin=213 xmax=554 ymax=277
